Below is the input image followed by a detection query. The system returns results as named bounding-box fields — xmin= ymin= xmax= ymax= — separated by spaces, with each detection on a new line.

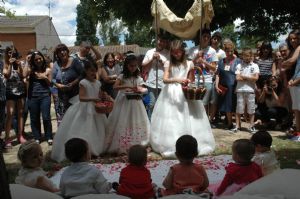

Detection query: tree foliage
xmin=98 ymin=13 xmax=126 ymax=45
xmin=91 ymin=0 xmax=300 ymax=42
xmin=0 ymin=0 xmax=15 ymax=17
xmin=75 ymin=0 xmax=99 ymax=45
xmin=125 ymin=21 xmax=155 ymax=47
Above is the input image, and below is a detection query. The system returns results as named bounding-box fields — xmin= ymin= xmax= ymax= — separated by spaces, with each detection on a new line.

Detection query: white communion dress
xmin=105 ymin=74 xmax=150 ymax=154
xmin=150 ymin=60 xmax=215 ymax=157
xmin=51 ymin=79 xmax=107 ymax=162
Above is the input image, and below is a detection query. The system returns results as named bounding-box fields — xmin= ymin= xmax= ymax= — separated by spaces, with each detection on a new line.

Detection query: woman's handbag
xmin=218 ymin=83 xmax=228 ymax=96
xmin=6 ymin=78 xmax=26 ymax=96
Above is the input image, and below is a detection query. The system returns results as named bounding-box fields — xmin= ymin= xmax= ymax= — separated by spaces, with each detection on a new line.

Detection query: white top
xmin=188 ymin=45 xmax=218 ymax=83
xmin=235 ymin=61 xmax=260 ymax=93
xmin=142 ymin=48 xmax=170 ymax=88
xmin=252 ymin=150 xmax=280 ymax=176
xmin=15 ymin=167 xmax=57 ymax=190
xmin=60 ymin=162 xmax=111 ymax=197
xmin=216 ymin=48 xmax=226 ymax=61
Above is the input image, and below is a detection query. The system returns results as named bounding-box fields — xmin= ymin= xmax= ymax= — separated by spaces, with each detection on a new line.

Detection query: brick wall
xmin=0 ymin=33 xmax=36 ymax=60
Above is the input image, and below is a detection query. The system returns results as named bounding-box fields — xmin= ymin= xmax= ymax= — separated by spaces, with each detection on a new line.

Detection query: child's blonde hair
xmin=17 ymin=140 xmax=40 ymax=166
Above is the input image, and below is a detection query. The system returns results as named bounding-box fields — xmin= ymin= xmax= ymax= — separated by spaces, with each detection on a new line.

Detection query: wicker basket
xmin=95 ymin=101 xmax=113 ymax=114
xmin=182 ymin=67 xmax=206 ymax=100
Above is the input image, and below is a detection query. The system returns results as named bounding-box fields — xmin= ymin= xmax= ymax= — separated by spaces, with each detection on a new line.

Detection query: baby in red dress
xmin=215 ymin=139 xmax=263 ymax=196
xmin=113 ymin=145 xmax=155 ymax=199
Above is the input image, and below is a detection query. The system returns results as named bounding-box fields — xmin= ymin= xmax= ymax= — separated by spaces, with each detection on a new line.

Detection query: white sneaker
xmin=248 ymin=126 xmax=257 ymax=134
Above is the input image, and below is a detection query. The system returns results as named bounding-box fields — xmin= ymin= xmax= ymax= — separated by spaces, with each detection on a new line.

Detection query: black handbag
xmin=6 ymin=77 xmax=26 ymax=96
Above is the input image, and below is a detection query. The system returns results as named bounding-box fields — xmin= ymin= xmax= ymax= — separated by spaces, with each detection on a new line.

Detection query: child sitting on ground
xmin=15 ymin=140 xmax=59 ymax=192
xmin=251 ymin=131 xmax=280 ymax=175
xmin=112 ymin=144 xmax=155 ymax=199
xmin=160 ymin=135 xmax=210 ymax=197
xmin=60 ymin=138 xmax=111 ymax=198
xmin=215 ymin=139 xmax=263 ymax=196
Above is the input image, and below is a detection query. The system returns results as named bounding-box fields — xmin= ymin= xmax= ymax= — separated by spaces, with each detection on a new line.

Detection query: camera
xmin=11 ymin=52 xmax=19 ymax=59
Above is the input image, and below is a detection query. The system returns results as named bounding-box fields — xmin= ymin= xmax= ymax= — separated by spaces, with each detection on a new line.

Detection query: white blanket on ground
xmin=51 ymin=155 xmax=232 ymax=188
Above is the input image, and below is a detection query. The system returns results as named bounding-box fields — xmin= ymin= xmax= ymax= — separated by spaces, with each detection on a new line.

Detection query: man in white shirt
xmin=188 ymin=29 xmax=218 ymax=117
xmin=142 ymin=34 xmax=170 ymax=119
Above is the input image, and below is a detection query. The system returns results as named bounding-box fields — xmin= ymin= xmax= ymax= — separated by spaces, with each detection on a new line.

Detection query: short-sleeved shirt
xmin=188 ymin=45 xmax=219 ymax=83
xmin=235 ymin=62 xmax=260 ymax=93
xmin=142 ymin=48 xmax=170 ymax=89
xmin=163 ymin=163 xmax=208 ymax=196
xmin=52 ymin=58 xmax=83 ymax=97
xmin=255 ymin=58 xmax=273 ymax=76
xmin=60 ymin=162 xmax=111 ymax=197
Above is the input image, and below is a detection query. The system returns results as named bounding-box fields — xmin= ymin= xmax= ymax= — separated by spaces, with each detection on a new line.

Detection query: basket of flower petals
xmin=182 ymin=67 xmax=206 ymax=100
xmin=95 ymin=100 xmax=114 ymax=114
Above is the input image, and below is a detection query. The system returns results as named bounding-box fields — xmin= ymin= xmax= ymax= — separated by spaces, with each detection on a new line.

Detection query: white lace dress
xmin=150 ymin=60 xmax=215 ymax=157
xmin=51 ymin=79 xmax=107 ymax=162
xmin=105 ymin=74 xmax=150 ymax=154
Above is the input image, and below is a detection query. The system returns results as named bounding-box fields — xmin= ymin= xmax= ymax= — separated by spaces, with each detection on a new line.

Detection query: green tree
xmin=219 ymin=24 xmax=239 ymax=44
xmin=125 ymin=21 xmax=155 ymax=47
xmin=92 ymin=0 xmax=300 ymax=42
xmin=75 ymin=0 xmax=99 ymax=45
xmin=0 ymin=0 xmax=15 ymax=17
xmin=98 ymin=13 xmax=126 ymax=45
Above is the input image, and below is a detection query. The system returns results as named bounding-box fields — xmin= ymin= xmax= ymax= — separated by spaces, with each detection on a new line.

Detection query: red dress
xmin=216 ymin=162 xmax=263 ymax=196
xmin=117 ymin=164 xmax=154 ymax=199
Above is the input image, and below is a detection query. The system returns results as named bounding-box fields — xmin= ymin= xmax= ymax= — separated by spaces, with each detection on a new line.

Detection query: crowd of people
xmin=0 ymin=27 xmax=299 ymax=198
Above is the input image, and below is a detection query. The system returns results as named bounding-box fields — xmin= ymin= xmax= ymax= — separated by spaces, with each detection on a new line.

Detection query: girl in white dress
xmin=150 ymin=40 xmax=215 ymax=158
xmin=16 ymin=140 xmax=59 ymax=192
xmin=105 ymin=54 xmax=150 ymax=154
xmin=51 ymin=60 xmax=109 ymax=162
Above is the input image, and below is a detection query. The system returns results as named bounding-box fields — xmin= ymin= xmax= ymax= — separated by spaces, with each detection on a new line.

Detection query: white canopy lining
xmin=151 ymin=0 xmax=214 ymax=39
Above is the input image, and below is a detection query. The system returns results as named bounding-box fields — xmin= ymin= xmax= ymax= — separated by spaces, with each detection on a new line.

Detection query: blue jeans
xmin=0 ymin=100 xmax=5 ymax=133
xmin=28 ymin=96 xmax=53 ymax=140
xmin=147 ymin=87 xmax=161 ymax=120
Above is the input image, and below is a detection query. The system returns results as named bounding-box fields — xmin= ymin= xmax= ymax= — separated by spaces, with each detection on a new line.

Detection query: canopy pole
xmin=155 ymin=0 xmax=159 ymax=98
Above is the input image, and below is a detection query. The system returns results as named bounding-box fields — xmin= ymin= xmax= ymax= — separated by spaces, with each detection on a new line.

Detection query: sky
xmin=5 ymin=0 xmax=80 ymax=46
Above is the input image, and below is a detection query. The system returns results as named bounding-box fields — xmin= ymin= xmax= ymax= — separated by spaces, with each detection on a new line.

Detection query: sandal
xmin=4 ymin=140 xmax=13 ymax=149
xmin=18 ymin=135 xmax=27 ymax=144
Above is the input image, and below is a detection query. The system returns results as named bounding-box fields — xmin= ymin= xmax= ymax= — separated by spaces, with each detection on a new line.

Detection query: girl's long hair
xmin=82 ymin=60 xmax=98 ymax=78
xmin=122 ymin=54 xmax=140 ymax=78
xmin=103 ymin=52 xmax=115 ymax=67
xmin=286 ymin=29 xmax=300 ymax=51
xmin=170 ymin=40 xmax=186 ymax=66
xmin=29 ymin=51 xmax=47 ymax=72
xmin=53 ymin=44 xmax=69 ymax=65
xmin=259 ymin=41 xmax=273 ymax=59
xmin=4 ymin=46 xmax=20 ymax=65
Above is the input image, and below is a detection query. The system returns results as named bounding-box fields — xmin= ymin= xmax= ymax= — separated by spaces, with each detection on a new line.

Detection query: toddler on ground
xmin=15 ymin=140 xmax=59 ymax=192
xmin=60 ymin=138 xmax=111 ymax=198
xmin=251 ymin=130 xmax=280 ymax=175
